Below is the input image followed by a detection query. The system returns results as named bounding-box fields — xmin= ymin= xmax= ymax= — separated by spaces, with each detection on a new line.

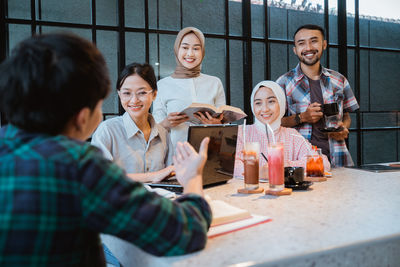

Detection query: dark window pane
xmin=329 ymin=13 xmax=338 ymax=44
xmin=347 ymin=48 xmax=355 ymax=95
xmin=7 ymin=0 xmax=31 ymax=19
xmin=125 ymin=32 xmax=146 ymax=65
xmin=149 ymin=0 xmax=180 ymax=30
xmin=360 ymin=1 xmax=400 ymax=49
xmin=328 ymin=0 xmax=337 ymax=44
xmin=359 ymin=50 xmax=369 ymax=111
xmin=158 ymin=34 xmax=176 ymax=79
xmin=96 ymin=0 xmax=117 ymax=26
xmin=359 ymin=19 xmax=369 ymax=47
xmin=269 ymin=0 xmax=325 ymax=39
xmin=229 ymin=40 xmax=243 ymax=111
xmin=229 ymin=0 xmax=242 ymax=36
xmin=202 ymin=38 xmax=226 ymax=91
xmin=287 ymin=8 xmax=324 ymax=41
xmin=398 ymin=113 xmax=400 ymax=161
xmin=363 ymin=131 xmax=397 ymax=164
xmin=288 ymin=45 xmax=299 ymax=69
xmin=251 ymin=2 xmax=264 ymax=38
xmin=362 ymin=113 xmax=398 ymax=128
xmin=269 ymin=6 xmax=287 ymax=39
xmin=320 ymin=50 xmax=327 ymax=67
xmin=348 ymin=131 xmax=357 ymax=165
xmin=148 ymin=0 xmax=158 ymax=29
xmin=370 ymin=50 xmax=400 ymax=111
xmin=7 ymin=24 xmax=31 ymax=55
xmin=149 ymin=33 xmax=160 ymax=78
xmin=182 ymin=0 xmax=224 ymax=34
xmin=369 ymin=20 xmax=400 ymax=49
xmin=329 ymin=47 xmax=338 ymax=71
xmin=346 ymin=13 xmax=355 ymax=46
xmin=270 ymin=43 xmax=287 ymax=81
xmin=252 ymin=41 xmax=265 ymax=86
xmin=125 ymin=0 xmax=145 ymax=28
xmin=40 ymin=27 xmax=92 ymax=41
xmin=349 ymin=112 xmax=357 ymax=129
xmin=97 ymin=31 xmax=119 ymax=114
xmin=40 ymin=0 xmax=91 ymax=24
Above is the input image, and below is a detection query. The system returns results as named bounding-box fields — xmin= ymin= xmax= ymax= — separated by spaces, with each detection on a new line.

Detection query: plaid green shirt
xmin=0 ymin=125 xmax=211 ymax=266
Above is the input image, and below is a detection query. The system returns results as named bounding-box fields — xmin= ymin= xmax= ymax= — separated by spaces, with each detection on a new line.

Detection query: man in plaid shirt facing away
xmin=277 ymin=24 xmax=359 ymax=167
xmin=0 ymin=33 xmax=211 ymax=266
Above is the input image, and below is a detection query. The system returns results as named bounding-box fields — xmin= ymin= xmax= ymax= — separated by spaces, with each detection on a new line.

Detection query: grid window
xmin=2 ymin=0 xmax=399 ymax=165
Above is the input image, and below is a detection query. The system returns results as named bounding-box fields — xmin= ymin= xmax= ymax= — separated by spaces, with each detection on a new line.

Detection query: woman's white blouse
xmin=91 ymin=113 xmax=173 ymax=174
xmin=153 ymin=73 xmax=226 ymax=148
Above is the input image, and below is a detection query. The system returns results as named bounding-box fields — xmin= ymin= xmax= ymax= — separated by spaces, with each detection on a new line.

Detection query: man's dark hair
xmin=0 ymin=33 xmax=110 ymax=135
xmin=293 ymin=24 xmax=325 ymax=40
xmin=116 ymin=63 xmax=157 ymax=91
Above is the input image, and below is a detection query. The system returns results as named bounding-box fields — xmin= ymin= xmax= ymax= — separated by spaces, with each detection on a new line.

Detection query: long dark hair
xmin=116 ymin=63 xmax=157 ymax=91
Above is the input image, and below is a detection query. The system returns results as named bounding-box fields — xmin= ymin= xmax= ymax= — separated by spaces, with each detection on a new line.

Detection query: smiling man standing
xmin=276 ymin=24 xmax=359 ymax=167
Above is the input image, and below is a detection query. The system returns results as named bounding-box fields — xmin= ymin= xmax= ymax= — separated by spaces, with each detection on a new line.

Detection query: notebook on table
xmin=346 ymin=164 xmax=400 ymax=173
xmin=147 ymin=124 xmax=238 ymax=193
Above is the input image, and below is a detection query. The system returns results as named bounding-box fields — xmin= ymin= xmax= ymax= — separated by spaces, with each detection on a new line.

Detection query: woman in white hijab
xmin=233 ymin=81 xmax=330 ymax=179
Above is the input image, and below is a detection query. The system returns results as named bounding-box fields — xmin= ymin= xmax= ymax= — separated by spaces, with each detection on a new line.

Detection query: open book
xmin=207 ymin=199 xmax=271 ymax=238
xmin=180 ymin=103 xmax=247 ymax=124
xmin=209 ymin=200 xmax=251 ymax=226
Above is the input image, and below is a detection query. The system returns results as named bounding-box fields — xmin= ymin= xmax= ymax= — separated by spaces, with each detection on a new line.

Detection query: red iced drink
xmin=267 ymin=143 xmax=284 ymax=191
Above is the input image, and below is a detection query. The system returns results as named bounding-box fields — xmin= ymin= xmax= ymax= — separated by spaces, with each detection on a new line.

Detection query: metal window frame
xmin=1 ymin=0 xmax=399 ymax=163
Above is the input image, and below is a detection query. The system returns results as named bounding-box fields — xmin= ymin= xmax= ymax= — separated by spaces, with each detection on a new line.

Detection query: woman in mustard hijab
xmin=153 ymin=27 xmax=226 ymax=148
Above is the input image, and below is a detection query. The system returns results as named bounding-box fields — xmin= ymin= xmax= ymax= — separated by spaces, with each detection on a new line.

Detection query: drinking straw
xmin=266 ymin=123 xmax=276 ymax=144
xmin=243 ymin=119 xmax=246 ymax=147
xmin=261 ymin=152 xmax=268 ymax=163
xmin=265 ymin=125 xmax=270 ymax=144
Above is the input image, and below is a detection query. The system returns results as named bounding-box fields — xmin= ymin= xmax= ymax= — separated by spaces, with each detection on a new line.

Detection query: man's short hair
xmin=0 ymin=33 xmax=110 ymax=135
xmin=293 ymin=24 xmax=325 ymax=40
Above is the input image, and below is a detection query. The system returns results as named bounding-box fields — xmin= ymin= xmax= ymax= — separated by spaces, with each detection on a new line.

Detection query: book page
xmin=209 ymin=200 xmax=251 ymax=226
xmin=180 ymin=103 xmax=247 ymax=124
xmin=221 ymin=110 xmax=246 ymax=124
xmin=180 ymin=108 xmax=215 ymax=124
xmin=208 ymin=214 xmax=271 ymax=238
xmin=217 ymin=105 xmax=246 ymax=115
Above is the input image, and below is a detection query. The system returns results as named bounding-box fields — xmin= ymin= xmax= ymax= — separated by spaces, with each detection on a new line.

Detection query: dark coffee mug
xmin=284 ymin=167 xmax=304 ymax=184
xmin=322 ymin=103 xmax=339 ymax=116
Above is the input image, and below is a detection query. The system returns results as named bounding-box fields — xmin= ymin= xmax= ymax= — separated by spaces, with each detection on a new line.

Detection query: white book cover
xmin=206 ymin=199 xmax=271 ymax=238
xmin=208 ymin=214 xmax=271 ymax=238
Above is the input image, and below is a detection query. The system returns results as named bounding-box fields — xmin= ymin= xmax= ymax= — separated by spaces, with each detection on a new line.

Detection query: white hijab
xmin=250 ymin=80 xmax=286 ymax=134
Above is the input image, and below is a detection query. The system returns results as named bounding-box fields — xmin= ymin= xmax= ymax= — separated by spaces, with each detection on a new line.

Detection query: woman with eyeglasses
xmin=153 ymin=27 xmax=226 ymax=149
xmin=91 ymin=63 xmax=174 ymax=183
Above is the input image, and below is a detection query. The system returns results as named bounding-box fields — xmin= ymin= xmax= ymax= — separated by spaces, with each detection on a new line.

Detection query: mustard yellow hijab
xmin=171 ymin=27 xmax=205 ymax=79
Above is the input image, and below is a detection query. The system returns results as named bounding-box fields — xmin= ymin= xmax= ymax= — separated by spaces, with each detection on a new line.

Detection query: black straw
xmin=261 ymin=152 xmax=268 ymax=163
